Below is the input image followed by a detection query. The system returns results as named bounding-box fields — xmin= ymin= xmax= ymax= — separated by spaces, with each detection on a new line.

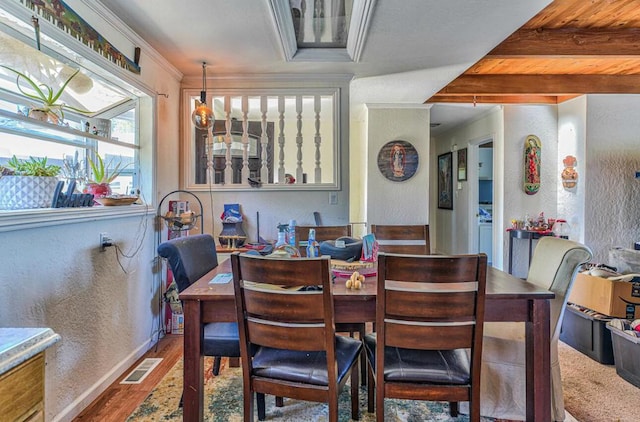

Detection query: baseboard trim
xmin=52 ymin=335 xmax=158 ymax=422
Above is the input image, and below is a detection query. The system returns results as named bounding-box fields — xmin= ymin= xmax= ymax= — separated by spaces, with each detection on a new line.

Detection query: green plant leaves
xmin=0 ymin=65 xmax=92 ymax=117
xmin=5 ymin=155 xmax=61 ymax=177
xmin=87 ymin=154 xmax=130 ymax=184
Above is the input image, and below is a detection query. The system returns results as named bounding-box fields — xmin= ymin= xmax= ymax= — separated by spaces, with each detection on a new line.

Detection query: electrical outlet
xmin=329 ymin=192 xmax=338 ymax=205
xmin=100 ymin=232 xmax=112 ymax=251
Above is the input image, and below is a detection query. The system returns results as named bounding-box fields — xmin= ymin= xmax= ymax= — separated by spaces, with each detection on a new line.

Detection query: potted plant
xmin=0 ymin=156 xmax=61 ymax=209
xmin=85 ymin=153 xmax=129 ymax=198
xmin=0 ymin=65 xmax=91 ymax=125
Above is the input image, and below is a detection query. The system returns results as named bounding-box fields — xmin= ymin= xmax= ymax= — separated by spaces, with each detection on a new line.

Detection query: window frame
xmin=0 ymin=2 xmax=155 ymax=230
xmin=181 ymin=87 xmax=343 ymax=192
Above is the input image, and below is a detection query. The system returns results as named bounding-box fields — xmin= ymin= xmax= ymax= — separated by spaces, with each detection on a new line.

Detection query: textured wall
xmin=585 ymin=95 xmax=640 ymax=262
xmin=503 ymin=105 xmax=558 ymax=278
xmin=365 ymin=106 xmax=430 ymax=227
xmin=0 ymin=2 xmax=180 ymax=421
xmin=557 ymin=97 xmax=587 ymax=243
xmin=1 ymin=214 xmax=156 ymax=421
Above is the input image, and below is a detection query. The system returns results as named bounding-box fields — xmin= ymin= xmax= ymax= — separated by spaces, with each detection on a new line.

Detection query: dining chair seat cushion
xmin=364 ymin=333 xmax=470 ymax=384
xmin=203 ymin=322 xmax=241 ymax=357
xmin=251 ymin=335 xmax=362 ymax=386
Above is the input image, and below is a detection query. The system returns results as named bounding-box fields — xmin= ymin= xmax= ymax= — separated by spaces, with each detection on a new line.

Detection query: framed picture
xmin=438 ymin=152 xmax=453 ymax=210
xmin=457 ymin=148 xmax=467 ymax=181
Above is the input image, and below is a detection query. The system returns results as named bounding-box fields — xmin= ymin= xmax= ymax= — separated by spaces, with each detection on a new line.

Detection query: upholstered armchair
xmin=473 ymin=236 xmax=592 ymax=421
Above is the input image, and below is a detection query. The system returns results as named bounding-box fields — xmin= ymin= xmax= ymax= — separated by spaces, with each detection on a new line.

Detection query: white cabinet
xmin=479 ymin=223 xmax=492 ymax=263
xmin=479 ymin=148 xmax=493 ymax=180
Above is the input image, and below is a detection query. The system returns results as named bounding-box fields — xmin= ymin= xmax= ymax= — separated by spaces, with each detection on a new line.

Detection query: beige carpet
xmin=559 ymin=341 xmax=638 ymax=422
xmin=126 ymin=342 xmax=638 ymax=421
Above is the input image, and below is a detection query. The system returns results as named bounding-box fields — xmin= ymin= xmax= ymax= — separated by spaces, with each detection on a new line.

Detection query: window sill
xmin=0 ymin=204 xmax=154 ymax=233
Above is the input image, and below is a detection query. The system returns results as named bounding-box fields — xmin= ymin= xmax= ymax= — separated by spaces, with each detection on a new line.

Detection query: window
xmin=183 ymin=87 xmax=342 ymax=191
xmin=0 ymin=4 xmax=151 ymax=214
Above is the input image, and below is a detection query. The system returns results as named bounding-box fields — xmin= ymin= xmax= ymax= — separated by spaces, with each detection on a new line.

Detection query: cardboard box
xmin=171 ymin=313 xmax=184 ymax=335
xmin=568 ymin=273 xmax=640 ymax=319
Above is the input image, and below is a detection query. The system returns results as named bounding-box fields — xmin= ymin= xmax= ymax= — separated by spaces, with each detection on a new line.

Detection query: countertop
xmin=0 ymin=328 xmax=60 ymax=375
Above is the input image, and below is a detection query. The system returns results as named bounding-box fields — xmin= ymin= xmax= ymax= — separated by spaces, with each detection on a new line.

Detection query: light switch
xmin=329 ymin=192 xmax=338 ymax=205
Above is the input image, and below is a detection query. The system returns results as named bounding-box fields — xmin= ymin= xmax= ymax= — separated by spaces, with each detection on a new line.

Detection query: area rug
xmin=127 ymin=342 xmax=638 ymax=421
xmin=126 ymin=357 xmax=492 ymax=421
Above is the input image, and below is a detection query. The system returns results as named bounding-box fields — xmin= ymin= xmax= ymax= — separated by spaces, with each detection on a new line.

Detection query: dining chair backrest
xmin=232 ymin=254 xmax=334 ymax=353
xmin=370 ymin=224 xmax=430 ymax=254
xmin=295 ymin=225 xmax=352 ymax=256
xmin=377 ymin=252 xmax=487 ymax=355
xmin=157 ymin=234 xmax=218 ymax=293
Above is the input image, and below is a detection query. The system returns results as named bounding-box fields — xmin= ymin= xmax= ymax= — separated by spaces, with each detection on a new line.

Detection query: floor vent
xmin=120 ymin=358 xmax=163 ymax=384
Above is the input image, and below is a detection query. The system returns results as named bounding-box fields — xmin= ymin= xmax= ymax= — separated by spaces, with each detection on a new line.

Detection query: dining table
xmin=179 ymin=257 xmax=554 ymax=422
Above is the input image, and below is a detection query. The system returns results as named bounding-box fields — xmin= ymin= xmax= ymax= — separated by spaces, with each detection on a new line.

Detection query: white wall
xmin=585 ymin=95 xmax=640 ymax=262
xmin=364 ymin=105 xmax=431 ymax=228
xmin=0 ymin=2 xmax=182 ymax=421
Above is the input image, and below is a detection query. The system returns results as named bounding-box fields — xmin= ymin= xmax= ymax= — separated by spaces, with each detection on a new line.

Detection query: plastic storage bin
xmin=606 ymin=320 xmax=640 ymax=388
xmin=560 ymin=304 xmax=615 ymax=364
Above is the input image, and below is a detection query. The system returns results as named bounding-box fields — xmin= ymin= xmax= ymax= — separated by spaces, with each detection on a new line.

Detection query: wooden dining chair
xmin=295 ymin=224 xmax=352 ymax=257
xmin=365 ymin=252 xmax=487 ymax=421
xmin=370 ymin=224 xmax=430 ymax=254
xmin=231 ymin=253 xmax=362 ymax=421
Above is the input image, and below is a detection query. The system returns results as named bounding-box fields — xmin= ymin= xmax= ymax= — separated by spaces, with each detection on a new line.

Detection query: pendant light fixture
xmin=191 ymin=62 xmax=214 ymax=130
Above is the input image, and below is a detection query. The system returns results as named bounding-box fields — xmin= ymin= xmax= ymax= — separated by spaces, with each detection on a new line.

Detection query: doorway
xmin=467 ymin=136 xmax=493 ymax=266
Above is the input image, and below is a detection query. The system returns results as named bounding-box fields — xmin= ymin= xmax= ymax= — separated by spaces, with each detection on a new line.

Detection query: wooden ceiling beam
xmin=489 ymin=28 xmax=640 ymax=57
xmin=426 ymin=95 xmax=560 ymax=104
xmin=437 ymin=74 xmax=640 ymax=95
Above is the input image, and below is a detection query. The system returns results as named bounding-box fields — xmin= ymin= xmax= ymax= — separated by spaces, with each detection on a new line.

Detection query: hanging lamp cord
xmin=200 ymin=62 xmax=207 ymax=103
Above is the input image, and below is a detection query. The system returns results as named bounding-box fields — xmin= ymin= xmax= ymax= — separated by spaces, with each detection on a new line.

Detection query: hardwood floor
xmin=73 ymin=335 xmax=183 ymax=422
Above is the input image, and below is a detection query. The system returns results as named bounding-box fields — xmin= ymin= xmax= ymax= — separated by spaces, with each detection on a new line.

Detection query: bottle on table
xmin=288 ymin=219 xmax=297 ymax=247
xmin=275 ymin=223 xmax=288 ymax=247
xmin=306 ymin=228 xmax=319 ymax=257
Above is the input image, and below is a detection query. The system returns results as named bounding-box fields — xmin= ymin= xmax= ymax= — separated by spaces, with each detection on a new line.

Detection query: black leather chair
xmin=157 ymin=234 xmax=239 ymax=377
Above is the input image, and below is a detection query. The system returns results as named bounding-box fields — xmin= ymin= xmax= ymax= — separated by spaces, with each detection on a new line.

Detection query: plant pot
xmin=28 ymin=109 xmax=60 ymax=125
xmin=84 ymin=183 xmax=112 ymax=198
xmin=0 ymin=176 xmax=60 ymax=209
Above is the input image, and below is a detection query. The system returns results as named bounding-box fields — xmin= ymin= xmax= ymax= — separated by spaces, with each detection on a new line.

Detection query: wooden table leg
xmin=526 ymin=298 xmax=551 ymax=422
xmin=183 ymin=300 xmax=204 ymax=422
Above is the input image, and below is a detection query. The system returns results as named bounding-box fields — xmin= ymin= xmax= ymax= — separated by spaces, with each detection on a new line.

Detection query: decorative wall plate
xmin=377 ymin=140 xmax=419 ymax=182
xmin=524 ymin=134 xmax=541 ymax=195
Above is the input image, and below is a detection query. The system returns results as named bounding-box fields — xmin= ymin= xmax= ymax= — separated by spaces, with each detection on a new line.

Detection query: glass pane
xmin=290 ymin=0 xmax=353 ymax=48
xmin=0 ymin=31 xmax=132 ymax=115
